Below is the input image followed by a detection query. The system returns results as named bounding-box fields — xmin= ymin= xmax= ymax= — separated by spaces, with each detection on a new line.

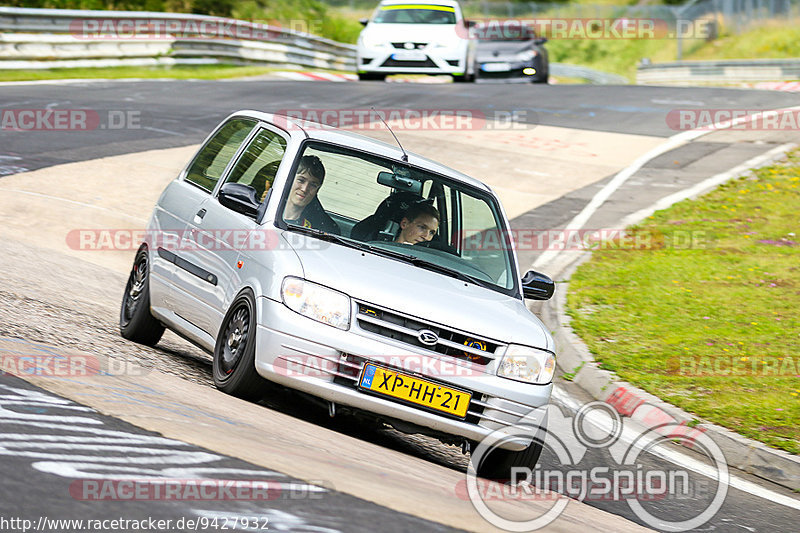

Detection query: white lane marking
xmin=513 ymin=167 xmax=551 ymax=177
xmin=142 ymin=125 xmax=184 ymax=136
xmin=532 ymin=105 xmax=800 ymax=271
xmin=551 ymin=387 xmax=800 ymax=511
xmin=651 ymin=98 xmax=706 ymax=106
xmin=618 ymin=142 xmax=796 ymax=227
xmin=2 ymin=189 xmax=145 ymax=224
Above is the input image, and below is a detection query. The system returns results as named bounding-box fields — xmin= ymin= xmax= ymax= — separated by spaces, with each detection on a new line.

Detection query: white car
xmin=356 ymin=0 xmax=476 ymax=82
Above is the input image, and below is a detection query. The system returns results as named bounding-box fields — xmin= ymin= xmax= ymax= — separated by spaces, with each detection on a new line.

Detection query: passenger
xmin=251 ymin=160 xmax=280 ymax=203
xmin=282 ymin=155 xmax=340 ymax=234
xmin=395 ymin=202 xmax=440 ymax=244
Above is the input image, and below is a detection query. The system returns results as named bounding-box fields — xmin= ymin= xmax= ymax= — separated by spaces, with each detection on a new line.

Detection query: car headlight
xmin=497 ymin=344 xmax=555 ymax=384
xmin=281 ymin=277 xmax=351 ymax=330
xmin=515 ymin=49 xmax=538 ymax=62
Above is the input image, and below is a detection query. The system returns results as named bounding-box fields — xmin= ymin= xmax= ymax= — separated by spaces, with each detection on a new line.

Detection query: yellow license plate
xmin=358 ymin=363 xmax=471 ymax=418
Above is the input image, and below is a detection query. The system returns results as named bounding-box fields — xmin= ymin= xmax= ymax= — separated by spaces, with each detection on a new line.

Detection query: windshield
xmin=276 ymin=141 xmax=518 ymax=296
xmin=373 ymin=5 xmax=457 ymax=24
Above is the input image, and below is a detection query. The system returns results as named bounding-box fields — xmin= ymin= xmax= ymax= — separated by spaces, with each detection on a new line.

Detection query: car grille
xmin=380 ymin=57 xmax=437 ymax=68
xmin=391 ymin=42 xmax=427 ymax=49
xmin=355 ymin=301 xmax=500 ymax=365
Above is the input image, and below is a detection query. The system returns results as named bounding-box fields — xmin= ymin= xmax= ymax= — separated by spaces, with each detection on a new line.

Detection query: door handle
xmin=193 ymin=209 xmax=206 ymax=224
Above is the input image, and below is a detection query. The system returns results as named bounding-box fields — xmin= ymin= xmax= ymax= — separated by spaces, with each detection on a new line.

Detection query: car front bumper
xmin=357 ymin=48 xmax=466 ymax=75
xmin=254 ymin=297 xmax=551 ymax=450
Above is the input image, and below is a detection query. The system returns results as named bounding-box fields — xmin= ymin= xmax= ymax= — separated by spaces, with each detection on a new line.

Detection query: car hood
xmin=476 ymin=41 xmax=532 ymax=61
xmin=286 ymin=232 xmax=553 ymax=351
xmin=362 ymin=23 xmax=461 ymax=45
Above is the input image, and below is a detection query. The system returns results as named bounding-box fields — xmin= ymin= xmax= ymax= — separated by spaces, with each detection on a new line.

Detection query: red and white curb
xmin=274 ymin=71 xmax=452 ymax=83
xmin=752 ymin=81 xmax=800 ymax=92
xmin=275 ymin=71 xmax=356 ymax=82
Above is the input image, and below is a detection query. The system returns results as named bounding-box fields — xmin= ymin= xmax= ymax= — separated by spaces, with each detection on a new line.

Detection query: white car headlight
xmin=497 ymin=344 xmax=555 ymax=384
xmin=281 ymin=277 xmax=351 ymax=330
xmin=515 ymin=49 xmax=538 ymax=62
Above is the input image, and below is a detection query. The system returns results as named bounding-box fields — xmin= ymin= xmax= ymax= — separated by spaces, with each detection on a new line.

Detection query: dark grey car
xmin=475 ymin=24 xmax=549 ymax=83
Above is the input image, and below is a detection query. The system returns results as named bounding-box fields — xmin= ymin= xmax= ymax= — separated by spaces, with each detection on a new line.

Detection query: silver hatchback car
xmin=120 ymin=110 xmax=556 ymax=478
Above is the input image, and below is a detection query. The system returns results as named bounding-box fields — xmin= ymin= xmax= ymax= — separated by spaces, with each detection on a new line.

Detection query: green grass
xmin=547 ymin=18 xmax=800 ymax=81
xmin=0 ymin=64 xmax=303 ymax=82
xmin=567 ymin=150 xmax=800 ymax=454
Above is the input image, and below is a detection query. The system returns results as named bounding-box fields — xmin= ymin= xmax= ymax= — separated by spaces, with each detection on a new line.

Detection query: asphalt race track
xmin=1 ymin=78 xmax=799 ymax=532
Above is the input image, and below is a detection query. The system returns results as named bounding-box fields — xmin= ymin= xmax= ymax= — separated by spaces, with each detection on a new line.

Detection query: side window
xmin=184 ymin=118 xmax=256 ymax=192
xmin=225 ymin=128 xmax=288 ymax=203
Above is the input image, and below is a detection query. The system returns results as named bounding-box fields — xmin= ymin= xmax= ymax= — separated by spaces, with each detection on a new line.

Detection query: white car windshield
xmin=278 ymin=141 xmax=518 ymax=296
xmin=373 ymin=6 xmax=457 ymax=24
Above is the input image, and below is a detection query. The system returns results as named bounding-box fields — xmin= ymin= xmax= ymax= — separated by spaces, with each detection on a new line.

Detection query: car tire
xmin=358 ymin=73 xmax=386 ymax=81
xmin=473 ymin=438 xmax=544 ymax=481
xmin=452 ymin=72 xmax=476 ymax=83
xmin=533 ymin=73 xmax=549 ymax=84
xmin=119 ymin=247 xmax=165 ymax=346
xmin=213 ymin=289 xmax=266 ymax=400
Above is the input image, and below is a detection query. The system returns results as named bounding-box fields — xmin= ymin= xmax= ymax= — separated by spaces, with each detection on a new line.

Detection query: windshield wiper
xmin=286 ymin=226 xmax=496 ymax=289
xmin=408 ymin=256 xmax=495 ymax=288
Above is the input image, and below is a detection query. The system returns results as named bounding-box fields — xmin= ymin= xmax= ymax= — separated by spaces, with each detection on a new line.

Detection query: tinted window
xmin=184 ymin=118 xmax=256 ymax=192
xmin=373 ymin=6 xmax=457 ymax=24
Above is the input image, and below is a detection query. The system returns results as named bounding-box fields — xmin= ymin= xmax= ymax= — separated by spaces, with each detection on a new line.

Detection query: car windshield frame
xmin=372 ymin=5 xmax=458 ymax=25
xmin=273 ymin=139 xmax=521 ymax=298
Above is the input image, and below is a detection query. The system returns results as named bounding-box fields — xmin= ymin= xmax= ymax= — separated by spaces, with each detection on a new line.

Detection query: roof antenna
xmin=371 ymin=106 xmax=408 ymax=162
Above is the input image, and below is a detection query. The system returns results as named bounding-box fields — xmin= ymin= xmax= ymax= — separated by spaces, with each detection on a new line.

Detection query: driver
xmin=282 ymin=155 xmax=340 ymax=234
xmin=395 ymin=203 xmax=440 ymax=244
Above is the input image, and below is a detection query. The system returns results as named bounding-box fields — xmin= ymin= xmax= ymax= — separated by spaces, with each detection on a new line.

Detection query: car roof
xmin=231 ymin=110 xmax=490 ymax=193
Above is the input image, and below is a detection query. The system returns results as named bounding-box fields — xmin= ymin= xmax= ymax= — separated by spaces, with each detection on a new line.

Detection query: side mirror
xmin=521 ymin=270 xmax=555 ymax=300
xmin=359 ymin=18 xmax=369 ymax=26
xmin=218 ymin=182 xmax=260 ymax=219
xmin=535 ymin=37 xmax=548 ymax=45
xmin=464 ymin=19 xmax=476 ymax=28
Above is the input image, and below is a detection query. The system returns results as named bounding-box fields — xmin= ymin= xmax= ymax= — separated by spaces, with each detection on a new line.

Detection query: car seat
xmin=350 ymin=191 xmax=423 ymax=241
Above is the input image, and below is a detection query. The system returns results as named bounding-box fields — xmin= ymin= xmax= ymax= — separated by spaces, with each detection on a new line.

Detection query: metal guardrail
xmin=551 ymin=63 xmax=628 ymax=85
xmin=0 ymin=6 xmax=625 ymax=84
xmin=0 ymin=7 xmax=356 ymax=71
xmin=637 ymin=58 xmax=800 ymax=85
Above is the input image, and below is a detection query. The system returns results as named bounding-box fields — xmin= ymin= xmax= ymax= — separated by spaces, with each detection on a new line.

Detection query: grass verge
xmin=0 ymin=64 xmax=305 ymax=82
xmin=547 ymin=19 xmax=800 ymax=81
xmin=567 ymin=149 xmax=800 ymax=454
